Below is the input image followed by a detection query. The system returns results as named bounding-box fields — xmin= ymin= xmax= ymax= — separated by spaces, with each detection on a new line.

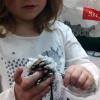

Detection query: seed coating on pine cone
xmin=28 ymin=57 xmax=55 ymax=85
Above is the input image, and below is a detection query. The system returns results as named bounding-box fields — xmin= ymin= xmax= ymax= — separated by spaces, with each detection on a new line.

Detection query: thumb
xmin=64 ymin=71 xmax=71 ymax=87
xmin=64 ymin=66 xmax=76 ymax=87
xmin=14 ymin=67 xmax=23 ymax=85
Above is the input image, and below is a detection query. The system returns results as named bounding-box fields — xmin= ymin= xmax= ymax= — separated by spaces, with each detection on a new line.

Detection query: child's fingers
xmin=64 ymin=65 xmax=94 ymax=90
xmin=70 ymin=69 xmax=82 ymax=86
xmin=76 ymin=71 xmax=88 ymax=88
xmin=30 ymin=77 xmax=52 ymax=96
xmin=14 ymin=67 xmax=23 ymax=85
xmin=30 ymin=86 xmax=50 ymax=100
xmin=64 ymin=66 xmax=75 ymax=87
xmin=81 ymin=75 xmax=94 ymax=90
xmin=22 ymin=71 xmax=42 ymax=90
xmin=36 ymin=77 xmax=52 ymax=91
xmin=39 ymin=86 xmax=50 ymax=96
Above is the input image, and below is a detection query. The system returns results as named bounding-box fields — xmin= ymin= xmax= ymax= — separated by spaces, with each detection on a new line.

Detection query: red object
xmin=83 ymin=7 xmax=100 ymax=21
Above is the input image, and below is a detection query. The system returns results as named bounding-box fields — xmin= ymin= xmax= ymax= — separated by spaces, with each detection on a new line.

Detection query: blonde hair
xmin=0 ymin=0 xmax=63 ymax=37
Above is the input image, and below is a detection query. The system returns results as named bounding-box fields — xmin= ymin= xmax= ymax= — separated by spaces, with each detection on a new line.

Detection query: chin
xmin=18 ymin=13 xmax=38 ymax=21
xmin=20 ymin=16 xmax=36 ymax=21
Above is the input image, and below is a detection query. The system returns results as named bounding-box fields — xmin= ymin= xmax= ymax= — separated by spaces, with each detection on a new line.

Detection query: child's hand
xmin=64 ymin=65 xmax=94 ymax=90
xmin=14 ymin=67 xmax=52 ymax=100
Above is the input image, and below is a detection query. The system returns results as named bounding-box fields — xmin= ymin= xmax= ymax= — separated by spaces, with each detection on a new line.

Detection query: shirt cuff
xmin=0 ymin=83 xmax=15 ymax=100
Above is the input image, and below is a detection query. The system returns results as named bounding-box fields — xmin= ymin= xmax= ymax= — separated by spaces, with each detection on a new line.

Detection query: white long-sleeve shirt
xmin=0 ymin=21 xmax=100 ymax=100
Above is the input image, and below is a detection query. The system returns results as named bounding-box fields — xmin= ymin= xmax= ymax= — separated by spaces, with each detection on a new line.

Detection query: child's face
xmin=4 ymin=0 xmax=47 ymax=21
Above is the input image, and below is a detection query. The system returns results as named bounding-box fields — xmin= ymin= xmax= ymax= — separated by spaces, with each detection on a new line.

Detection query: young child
xmin=0 ymin=0 xmax=100 ymax=100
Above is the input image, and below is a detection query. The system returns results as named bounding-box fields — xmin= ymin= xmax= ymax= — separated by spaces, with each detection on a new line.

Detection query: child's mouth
xmin=22 ymin=5 xmax=36 ymax=10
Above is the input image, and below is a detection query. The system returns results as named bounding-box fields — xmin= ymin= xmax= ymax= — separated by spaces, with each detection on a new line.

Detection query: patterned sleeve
xmin=56 ymin=21 xmax=100 ymax=97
